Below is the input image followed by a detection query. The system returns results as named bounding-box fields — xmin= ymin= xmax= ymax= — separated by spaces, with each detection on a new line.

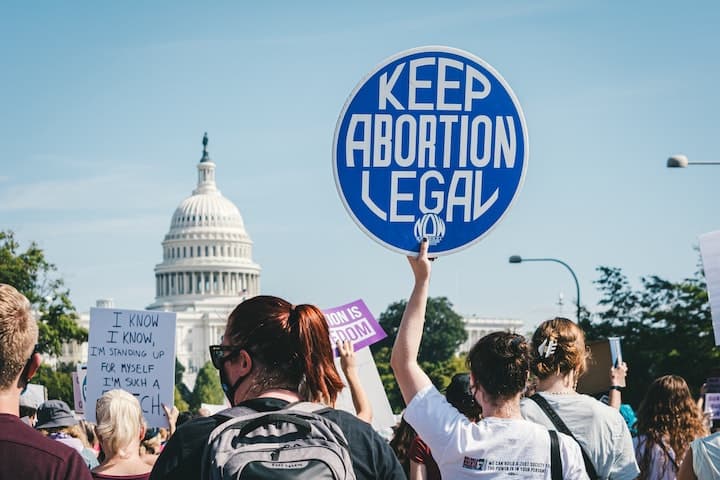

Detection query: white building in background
xmin=458 ymin=315 xmax=524 ymax=353
xmin=68 ymin=134 xmax=261 ymax=387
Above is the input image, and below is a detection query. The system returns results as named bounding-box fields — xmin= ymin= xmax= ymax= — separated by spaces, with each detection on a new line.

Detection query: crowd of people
xmin=1 ymin=239 xmax=719 ymax=479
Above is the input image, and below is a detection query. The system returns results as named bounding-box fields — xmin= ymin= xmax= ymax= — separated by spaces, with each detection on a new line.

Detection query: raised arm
xmin=390 ymin=239 xmax=433 ymax=405
xmin=337 ymin=339 xmax=373 ymax=423
xmin=608 ymin=362 xmax=627 ymax=409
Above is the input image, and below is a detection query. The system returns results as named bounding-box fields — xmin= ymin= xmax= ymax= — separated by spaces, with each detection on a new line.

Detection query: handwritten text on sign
xmin=323 ymin=299 xmax=387 ymax=356
xmin=85 ymin=308 xmax=176 ymax=428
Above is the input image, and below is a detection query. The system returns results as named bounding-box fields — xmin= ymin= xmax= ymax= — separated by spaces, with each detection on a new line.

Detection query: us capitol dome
xmin=72 ymin=134 xmax=261 ymax=387
xmin=147 ymin=133 xmax=261 ymax=312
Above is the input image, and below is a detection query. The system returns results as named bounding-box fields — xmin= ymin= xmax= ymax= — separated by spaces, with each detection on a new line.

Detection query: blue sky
xmin=2 ymin=1 xmax=718 ymax=332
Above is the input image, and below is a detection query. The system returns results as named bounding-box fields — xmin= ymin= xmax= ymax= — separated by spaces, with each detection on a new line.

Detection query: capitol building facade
xmin=69 ymin=134 xmax=261 ymax=387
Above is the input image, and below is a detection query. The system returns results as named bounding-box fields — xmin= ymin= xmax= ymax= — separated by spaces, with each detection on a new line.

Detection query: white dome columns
xmin=147 ymin=133 xmax=262 ymax=313
xmin=154 ymin=270 xmax=259 ymax=298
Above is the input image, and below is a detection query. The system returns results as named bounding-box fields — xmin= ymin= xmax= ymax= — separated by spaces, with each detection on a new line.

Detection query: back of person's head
xmin=636 ymin=375 xmax=708 ymax=479
xmin=0 ymin=284 xmax=38 ymax=390
xmin=530 ymin=317 xmax=588 ymax=380
xmin=467 ymin=332 xmax=530 ymax=401
xmin=637 ymin=375 xmax=706 ymax=436
xmin=389 ymin=416 xmax=416 ymax=466
xmin=445 ymin=373 xmax=481 ymax=421
xmin=226 ymin=295 xmax=344 ymax=404
xmin=95 ymin=389 xmax=145 ymax=457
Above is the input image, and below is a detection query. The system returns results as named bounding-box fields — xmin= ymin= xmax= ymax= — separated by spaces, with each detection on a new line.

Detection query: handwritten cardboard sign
xmin=85 ymin=308 xmax=176 ymax=428
xmin=323 ymin=299 xmax=387 ymax=356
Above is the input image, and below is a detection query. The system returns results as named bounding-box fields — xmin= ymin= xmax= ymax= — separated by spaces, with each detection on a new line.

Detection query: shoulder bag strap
xmin=549 ymin=430 xmax=562 ymax=480
xmin=530 ymin=393 xmax=599 ymax=479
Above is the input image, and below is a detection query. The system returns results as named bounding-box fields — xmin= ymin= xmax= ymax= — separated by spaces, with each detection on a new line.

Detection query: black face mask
xmin=219 ymin=363 xmax=248 ymax=406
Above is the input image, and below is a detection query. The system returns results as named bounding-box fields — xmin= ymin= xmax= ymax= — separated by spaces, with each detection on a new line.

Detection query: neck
xmin=536 ymin=372 xmax=577 ymax=394
xmin=481 ymin=396 xmax=523 ymax=419
xmin=256 ymin=389 xmax=302 ymax=403
xmin=0 ymin=389 xmax=21 ymax=416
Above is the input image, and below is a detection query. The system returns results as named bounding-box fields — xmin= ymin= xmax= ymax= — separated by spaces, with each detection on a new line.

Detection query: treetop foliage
xmin=0 ymin=230 xmax=87 ymax=357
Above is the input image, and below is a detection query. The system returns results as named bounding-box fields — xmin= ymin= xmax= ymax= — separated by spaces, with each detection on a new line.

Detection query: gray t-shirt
xmin=520 ymin=392 xmax=639 ymax=480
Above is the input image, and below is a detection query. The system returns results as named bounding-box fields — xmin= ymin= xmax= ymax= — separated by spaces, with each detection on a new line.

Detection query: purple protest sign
xmin=323 ymin=299 xmax=387 ymax=356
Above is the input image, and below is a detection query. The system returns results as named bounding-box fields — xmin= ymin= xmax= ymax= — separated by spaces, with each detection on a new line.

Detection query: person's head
xmin=95 ymin=389 xmax=146 ymax=458
xmin=0 ymin=284 xmax=40 ymax=393
xmin=35 ymin=399 xmax=78 ymax=432
xmin=212 ymin=295 xmax=344 ymax=406
xmin=467 ymin=332 xmax=530 ymax=406
xmin=530 ymin=317 xmax=588 ymax=380
xmin=445 ymin=373 xmax=481 ymax=421
xmin=636 ymin=375 xmax=708 ymax=479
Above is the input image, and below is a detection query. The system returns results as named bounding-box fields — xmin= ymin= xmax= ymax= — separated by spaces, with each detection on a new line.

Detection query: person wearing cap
xmin=19 ymin=385 xmax=43 ymax=426
xmin=36 ymin=399 xmax=100 ymax=469
xmin=0 ymin=284 xmax=93 ymax=479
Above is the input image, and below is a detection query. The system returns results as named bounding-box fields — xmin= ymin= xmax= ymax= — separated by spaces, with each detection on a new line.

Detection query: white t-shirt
xmin=520 ymin=392 xmax=640 ymax=480
xmin=404 ymin=385 xmax=588 ymax=479
xmin=633 ymin=435 xmax=677 ymax=480
xmin=690 ymin=431 xmax=720 ymax=479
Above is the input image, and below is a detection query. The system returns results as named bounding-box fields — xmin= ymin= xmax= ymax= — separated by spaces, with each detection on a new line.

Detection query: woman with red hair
xmin=150 ymin=295 xmax=403 ymax=480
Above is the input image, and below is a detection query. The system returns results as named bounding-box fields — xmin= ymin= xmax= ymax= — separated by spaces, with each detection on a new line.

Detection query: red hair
xmin=226 ymin=295 xmax=344 ymax=405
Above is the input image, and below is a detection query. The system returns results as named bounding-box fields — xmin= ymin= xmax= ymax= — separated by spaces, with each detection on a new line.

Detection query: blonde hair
xmin=530 ymin=317 xmax=589 ymax=379
xmin=95 ymin=389 xmax=145 ymax=458
xmin=0 ymin=284 xmax=38 ymax=389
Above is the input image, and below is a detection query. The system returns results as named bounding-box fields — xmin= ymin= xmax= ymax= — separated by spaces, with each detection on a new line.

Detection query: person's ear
xmin=139 ymin=424 xmax=146 ymax=441
xmin=235 ymin=350 xmax=253 ymax=376
xmin=26 ymin=352 xmax=41 ymax=381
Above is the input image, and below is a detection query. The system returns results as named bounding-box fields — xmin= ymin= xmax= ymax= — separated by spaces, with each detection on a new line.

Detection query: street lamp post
xmin=666 ymin=154 xmax=720 ymax=168
xmin=508 ymin=255 xmax=581 ymax=322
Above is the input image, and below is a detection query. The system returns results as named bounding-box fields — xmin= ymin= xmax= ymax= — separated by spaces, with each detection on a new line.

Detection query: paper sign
xmin=699 ymin=231 xmax=720 ymax=345
xmin=85 ymin=308 xmax=176 ymax=428
xmin=333 ymin=347 xmax=396 ymax=433
xmin=608 ymin=337 xmax=625 ymax=387
xmin=333 ymin=46 xmax=528 ymax=256
xmin=705 ymin=393 xmax=720 ymax=420
xmin=323 ymin=299 xmax=387 ymax=355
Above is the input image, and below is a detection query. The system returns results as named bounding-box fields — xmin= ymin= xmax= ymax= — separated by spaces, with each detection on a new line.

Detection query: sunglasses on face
xmin=208 ymin=345 xmax=243 ymax=370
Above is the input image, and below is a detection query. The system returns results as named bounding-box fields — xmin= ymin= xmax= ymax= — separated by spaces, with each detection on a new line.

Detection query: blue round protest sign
xmin=333 ymin=46 xmax=528 ymax=255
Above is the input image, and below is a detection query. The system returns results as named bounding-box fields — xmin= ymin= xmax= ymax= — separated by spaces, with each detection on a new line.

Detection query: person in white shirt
xmin=390 ymin=240 xmax=588 ymax=479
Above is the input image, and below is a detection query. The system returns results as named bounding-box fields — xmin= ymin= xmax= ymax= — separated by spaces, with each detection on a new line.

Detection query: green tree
xmin=191 ymin=361 xmax=225 ymax=409
xmin=31 ymin=363 xmax=74 ymax=406
xmin=371 ymin=296 xmax=467 ymax=364
xmin=0 ymin=230 xmax=87 ymax=356
xmin=174 ymin=358 xmax=193 ymax=408
xmin=580 ymin=264 xmax=717 ymax=407
xmin=174 ymin=385 xmax=190 ymax=412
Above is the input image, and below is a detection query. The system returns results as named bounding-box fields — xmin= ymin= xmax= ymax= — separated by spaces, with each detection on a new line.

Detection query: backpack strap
xmin=549 ymin=430 xmax=562 ymax=480
xmin=530 ymin=393 xmax=599 ymax=479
